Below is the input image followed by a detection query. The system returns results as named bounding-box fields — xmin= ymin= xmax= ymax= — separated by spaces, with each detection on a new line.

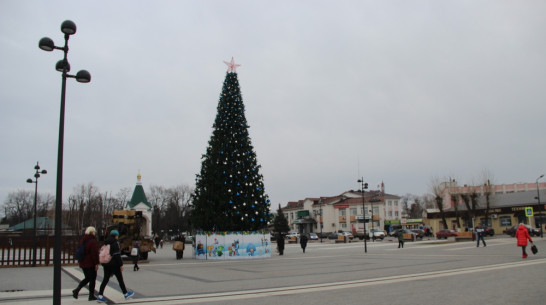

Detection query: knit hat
xmin=110 ymin=230 xmax=119 ymax=236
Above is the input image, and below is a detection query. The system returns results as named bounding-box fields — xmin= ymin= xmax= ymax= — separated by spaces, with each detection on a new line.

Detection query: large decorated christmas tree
xmin=191 ymin=58 xmax=271 ymax=231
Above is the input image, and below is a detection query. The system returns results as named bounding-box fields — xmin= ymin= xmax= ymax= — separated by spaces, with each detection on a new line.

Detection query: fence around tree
xmin=0 ymin=235 xmax=79 ymax=267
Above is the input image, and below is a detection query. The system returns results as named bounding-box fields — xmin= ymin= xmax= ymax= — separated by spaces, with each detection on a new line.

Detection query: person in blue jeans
xmin=97 ymin=230 xmax=134 ymax=303
xmin=475 ymin=223 xmax=486 ymax=247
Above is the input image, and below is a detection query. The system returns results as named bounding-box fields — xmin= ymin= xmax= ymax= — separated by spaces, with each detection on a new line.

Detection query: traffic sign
xmin=525 ymin=207 xmax=534 ymax=217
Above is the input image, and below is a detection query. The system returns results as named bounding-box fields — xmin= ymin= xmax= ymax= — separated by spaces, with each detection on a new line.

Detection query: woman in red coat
xmin=515 ymin=223 xmax=533 ymax=258
xmin=73 ymin=226 xmax=100 ymax=300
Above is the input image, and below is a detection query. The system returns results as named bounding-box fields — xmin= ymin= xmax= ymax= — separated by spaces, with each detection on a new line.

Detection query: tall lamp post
xmin=27 ymin=162 xmax=47 ymax=267
xmin=358 ymin=178 xmax=368 ymax=253
xmin=319 ymin=199 xmax=323 ymax=243
xmin=39 ymin=20 xmax=91 ymax=305
xmin=536 ymin=174 xmax=544 ymax=238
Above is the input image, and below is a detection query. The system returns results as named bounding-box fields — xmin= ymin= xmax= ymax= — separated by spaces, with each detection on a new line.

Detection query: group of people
xmin=72 ymin=226 xmax=135 ymax=303
xmin=275 ymin=233 xmax=309 ymax=255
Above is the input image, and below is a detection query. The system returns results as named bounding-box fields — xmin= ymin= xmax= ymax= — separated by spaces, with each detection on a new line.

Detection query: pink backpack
xmin=99 ymin=244 xmax=112 ymax=264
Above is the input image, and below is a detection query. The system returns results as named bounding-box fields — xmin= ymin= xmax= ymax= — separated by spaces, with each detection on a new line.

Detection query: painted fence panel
xmin=195 ymin=232 xmax=271 ymax=260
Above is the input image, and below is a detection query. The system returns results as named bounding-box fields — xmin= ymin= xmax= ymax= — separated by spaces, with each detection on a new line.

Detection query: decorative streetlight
xmin=536 ymin=174 xmax=544 ymax=238
xmin=27 ymin=162 xmax=47 ymax=267
xmin=357 ymin=178 xmax=368 ymax=253
xmin=39 ymin=20 xmax=91 ymax=305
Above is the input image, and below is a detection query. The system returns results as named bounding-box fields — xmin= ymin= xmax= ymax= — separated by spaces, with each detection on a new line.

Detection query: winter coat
xmin=78 ymin=233 xmax=99 ymax=269
xmin=515 ymin=225 xmax=532 ymax=247
xmin=277 ymin=235 xmax=285 ymax=250
xmin=397 ymin=231 xmax=404 ymax=242
xmin=300 ymin=235 xmax=308 ymax=248
xmin=102 ymin=235 xmax=123 ymax=268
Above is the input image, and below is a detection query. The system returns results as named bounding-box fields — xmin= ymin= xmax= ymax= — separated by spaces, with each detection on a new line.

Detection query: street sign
xmin=525 ymin=207 xmax=534 ymax=217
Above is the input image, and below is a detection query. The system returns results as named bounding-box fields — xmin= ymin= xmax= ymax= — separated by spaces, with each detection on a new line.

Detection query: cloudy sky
xmin=1 ymin=1 xmax=545 ymax=212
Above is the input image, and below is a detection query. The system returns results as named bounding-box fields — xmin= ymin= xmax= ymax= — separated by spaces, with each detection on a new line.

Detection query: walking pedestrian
xmin=475 ymin=223 xmax=486 ymax=247
xmin=174 ymin=234 xmax=185 ymax=260
xmin=154 ymin=233 xmax=161 ymax=249
xmin=397 ymin=230 xmax=405 ymax=248
xmin=72 ymin=226 xmax=99 ymax=301
xmin=300 ymin=234 xmax=308 ymax=253
xmin=132 ymin=242 xmax=140 ymax=271
xmin=515 ymin=223 xmax=533 ymax=258
xmin=277 ymin=233 xmax=285 ymax=255
xmin=97 ymin=230 xmax=134 ymax=303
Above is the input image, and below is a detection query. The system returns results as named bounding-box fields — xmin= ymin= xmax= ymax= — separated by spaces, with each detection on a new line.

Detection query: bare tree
xmin=67 ymin=183 xmax=102 ymax=234
xmin=468 ymin=186 xmax=480 ymax=228
xmin=400 ymin=194 xmax=413 ymax=217
xmin=420 ymin=194 xmax=437 ymax=209
xmin=3 ymin=190 xmax=34 ymax=225
xmin=430 ymin=177 xmax=448 ymax=230
xmin=450 ymin=193 xmax=462 ymax=229
xmin=479 ymin=170 xmax=495 ymax=226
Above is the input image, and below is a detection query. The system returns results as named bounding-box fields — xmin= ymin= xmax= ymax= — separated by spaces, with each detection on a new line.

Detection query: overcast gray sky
xmin=1 ymin=1 xmax=545 ymax=212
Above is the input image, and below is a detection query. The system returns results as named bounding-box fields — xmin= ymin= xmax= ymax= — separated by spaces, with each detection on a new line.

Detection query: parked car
xmin=503 ymin=224 xmax=540 ymax=237
xmin=309 ymin=233 xmax=319 ymax=241
xmin=341 ymin=232 xmax=354 ymax=240
xmin=316 ymin=232 xmax=329 ymax=239
xmin=286 ymin=233 xmax=300 ymax=239
xmin=411 ymin=229 xmax=425 ymax=239
xmin=327 ymin=232 xmax=340 ymax=240
xmin=483 ymin=226 xmax=495 ymax=236
xmin=436 ymin=229 xmax=458 ymax=239
xmin=369 ymin=229 xmax=386 ymax=240
xmin=389 ymin=229 xmax=413 ymax=237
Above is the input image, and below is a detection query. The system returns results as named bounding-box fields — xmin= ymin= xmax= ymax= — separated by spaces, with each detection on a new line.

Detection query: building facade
xmin=427 ymin=189 xmax=546 ymax=234
xmin=281 ymin=184 xmax=401 ymax=237
xmin=439 ymin=180 xmax=546 ymax=210
xmin=126 ymin=173 xmax=153 ymax=237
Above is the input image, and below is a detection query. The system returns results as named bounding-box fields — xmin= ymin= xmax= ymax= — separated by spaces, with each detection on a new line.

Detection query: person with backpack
xmin=97 ymin=230 xmax=134 ymax=303
xmin=72 ymin=226 xmax=100 ymax=301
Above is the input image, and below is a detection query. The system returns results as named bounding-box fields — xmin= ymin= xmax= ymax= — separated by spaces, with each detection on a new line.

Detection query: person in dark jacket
xmin=475 ymin=223 xmax=486 ymax=247
xmin=397 ymin=230 xmax=405 ymax=248
xmin=174 ymin=234 xmax=185 ymax=259
xmin=72 ymin=226 xmax=100 ymax=301
xmin=300 ymin=234 xmax=308 ymax=253
xmin=97 ymin=230 xmax=134 ymax=303
xmin=276 ymin=233 xmax=285 ymax=255
xmin=132 ymin=241 xmax=140 ymax=271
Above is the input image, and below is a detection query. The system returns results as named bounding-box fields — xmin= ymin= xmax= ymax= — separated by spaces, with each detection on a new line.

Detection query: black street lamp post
xmin=26 ymin=162 xmax=47 ymax=267
xmin=358 ymin=178 xmax=368 ymax=253
xmin=39 ymin=20 xmax=91 ymax=305
xmin=319 ymin=199 xmax=323 ymax=243
xmin=536 ymin=174 xmax=544 ymax=238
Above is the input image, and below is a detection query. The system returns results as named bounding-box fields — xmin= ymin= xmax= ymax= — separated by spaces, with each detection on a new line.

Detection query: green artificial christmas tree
xmin=191 ymin=58 xmax=271 ymax=231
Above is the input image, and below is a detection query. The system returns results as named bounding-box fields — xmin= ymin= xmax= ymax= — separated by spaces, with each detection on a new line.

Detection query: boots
xmin=72 ymin=288 xmax=79 ymax=299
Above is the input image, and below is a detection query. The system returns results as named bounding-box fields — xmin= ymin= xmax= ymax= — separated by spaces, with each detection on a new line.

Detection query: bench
xmin=455 ymin=232 xmax=476 ymax=241
xmin=402 ymin=233 xmax=415 ymax=241
xmin=335 ymin=236 xmax=349 ymax=243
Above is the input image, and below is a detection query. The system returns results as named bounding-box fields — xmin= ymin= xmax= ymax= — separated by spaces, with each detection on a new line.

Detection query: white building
xmin=281 ymin=183 xmax=401 ymax=236
xmin=126 ymin=173 xmax=153 ymax=237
